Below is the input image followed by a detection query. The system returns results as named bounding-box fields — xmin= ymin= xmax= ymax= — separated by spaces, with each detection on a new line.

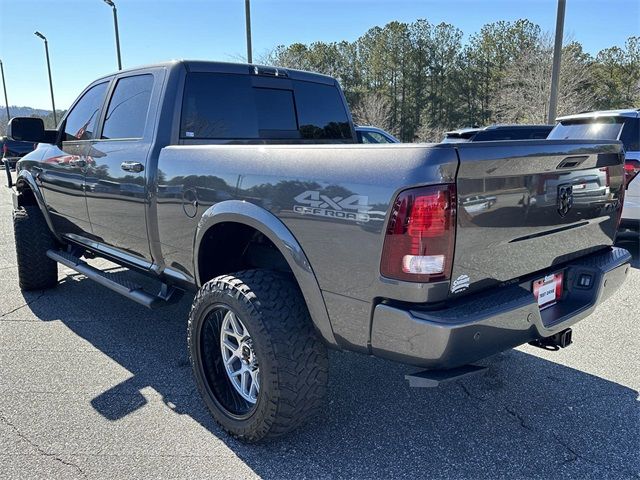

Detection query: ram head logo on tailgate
xmin=557 ymin=184 xmax=573 ymax=217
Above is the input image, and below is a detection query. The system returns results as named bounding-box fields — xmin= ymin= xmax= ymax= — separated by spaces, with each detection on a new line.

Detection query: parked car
xmin=355 ymin=125 xmax=399 ymax=143
xmin=461 ymin=194 xmax=497 ymax=213
xmin=549 ymin=109 xmax=640 ymax=233
xmin=0 ymin=136 xmax=35 ymax=169
xmin=7 ymin=61 xmax=631 ymax=442
xmin=442 ymin=124 xmax=553 ymax=143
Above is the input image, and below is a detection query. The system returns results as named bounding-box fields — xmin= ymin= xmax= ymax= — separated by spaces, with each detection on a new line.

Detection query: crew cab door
xmin=38 ymin=81 xmax=109 ymax=235
xmin=84 ymin=72 xmax=160 ymax=263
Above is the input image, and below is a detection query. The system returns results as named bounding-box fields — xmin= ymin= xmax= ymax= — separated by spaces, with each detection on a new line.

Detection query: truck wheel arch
xmin=14 ymin=170 xmax=62 ymax=243
xmin=193 ymin=200 xmax=337 ymax=347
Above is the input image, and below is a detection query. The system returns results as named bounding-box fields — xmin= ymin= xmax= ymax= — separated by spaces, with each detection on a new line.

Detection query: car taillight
xmin=381 ymin=184 xmax=456 ymax=282
xmin=2 ymin=144 xmax=7 ymax=157
xmin=624 ymin=159 xmax=640 ymax=188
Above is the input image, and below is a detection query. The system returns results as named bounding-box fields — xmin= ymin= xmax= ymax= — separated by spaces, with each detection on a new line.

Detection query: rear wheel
xmin=188 ymin=269 xmax=328 ymax=442
xmin=13 ymin=205 xmax=58 ymax=291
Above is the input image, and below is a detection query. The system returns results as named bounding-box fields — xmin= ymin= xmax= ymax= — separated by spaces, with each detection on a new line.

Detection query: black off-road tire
xmin=188 ymin=269 xmax=329 ymax=442
xmin=13 ymin=205 xmax=58 ymax=291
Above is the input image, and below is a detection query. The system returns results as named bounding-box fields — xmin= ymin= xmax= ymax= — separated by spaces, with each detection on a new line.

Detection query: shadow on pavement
xmin=22 ymin=261 xmax=639 ymax=479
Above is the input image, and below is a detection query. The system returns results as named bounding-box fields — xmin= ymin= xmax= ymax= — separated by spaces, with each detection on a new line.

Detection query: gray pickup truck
xmin=6 ymin=61 xmax=631 ymax=442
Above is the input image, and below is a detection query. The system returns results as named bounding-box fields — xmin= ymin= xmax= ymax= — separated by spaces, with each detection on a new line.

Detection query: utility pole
xmin=103 ymin=0 xmax=122 ymax=70
xmin=548 ymin=0 xmax=566 ymax=124
xmin=245 ymin=0 xmax=253 ymax=63
xmin=0 ymin=60 xmax=10 ymax=123
xmin=34 ymin=31 xmax=57 ymax=126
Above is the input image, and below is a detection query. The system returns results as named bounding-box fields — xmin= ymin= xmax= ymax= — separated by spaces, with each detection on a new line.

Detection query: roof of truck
xmin=92 ymin=60 xmax=337 ymax=86
xmin=556 ymin=109 xmax=640 ymax=121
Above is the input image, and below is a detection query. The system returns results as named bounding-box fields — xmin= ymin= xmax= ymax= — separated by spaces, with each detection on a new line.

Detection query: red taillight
xmin=623 ymin=160 xmax=640 ymax=188
xmin=2 ymin=144 xmax=7 ymax=156
xmin=381 ymin=184 xmax=456 ymax=283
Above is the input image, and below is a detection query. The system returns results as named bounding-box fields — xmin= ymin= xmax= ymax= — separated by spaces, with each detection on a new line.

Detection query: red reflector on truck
xmin=381 ymin=184 xmax=456 ymax=282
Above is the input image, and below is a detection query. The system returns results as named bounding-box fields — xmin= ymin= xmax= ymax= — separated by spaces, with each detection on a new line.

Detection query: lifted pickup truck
xmin=7 ymin=61 xmax=631 ymax=442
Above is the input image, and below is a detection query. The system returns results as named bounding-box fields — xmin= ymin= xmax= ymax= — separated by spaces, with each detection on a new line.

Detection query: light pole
xmin=103 ymin=0 xmax=122 ymax=70
xmin=0 ymin=60 xmax=10 ymax=123
xmin=245 ymin=0 xmax=252 ymax=63
xmin=34 ymin=31 xmax=57 ymax=126
xmin=548 ymin=0 xmax=566 ymax=124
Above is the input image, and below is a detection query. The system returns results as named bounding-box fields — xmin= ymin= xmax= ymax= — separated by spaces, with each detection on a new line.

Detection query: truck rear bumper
xmin=370 ymin=247 xmax=632 ymax=369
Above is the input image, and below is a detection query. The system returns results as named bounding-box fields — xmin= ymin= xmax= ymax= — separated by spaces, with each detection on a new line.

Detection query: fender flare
xmin=194 ymin=200 xmax=337 ymax=346
xmin=14 ymin=170 xmax=63 ymax=243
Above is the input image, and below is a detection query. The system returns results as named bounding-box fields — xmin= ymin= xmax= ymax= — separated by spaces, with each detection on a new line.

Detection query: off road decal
xmin=293 ymin=190 xmax=372 ymax=222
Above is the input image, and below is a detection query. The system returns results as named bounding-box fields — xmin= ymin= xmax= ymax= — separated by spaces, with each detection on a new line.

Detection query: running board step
xmin=46 ymin=249 xmax=181 ymax=309
xmin=405 ymin=364 xmax=488 ymax=388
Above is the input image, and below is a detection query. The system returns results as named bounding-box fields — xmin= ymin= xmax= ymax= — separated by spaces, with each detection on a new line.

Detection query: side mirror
xmin=7 ymin=117 xmax=57 ymax=144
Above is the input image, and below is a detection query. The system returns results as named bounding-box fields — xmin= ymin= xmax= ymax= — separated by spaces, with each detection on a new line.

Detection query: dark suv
xmin=442 ymin=124 xmax=553 ymax=143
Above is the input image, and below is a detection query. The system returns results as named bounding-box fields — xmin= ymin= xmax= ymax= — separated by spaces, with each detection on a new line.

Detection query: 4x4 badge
xmin=557 ymin=184 xmax=573 ymax=217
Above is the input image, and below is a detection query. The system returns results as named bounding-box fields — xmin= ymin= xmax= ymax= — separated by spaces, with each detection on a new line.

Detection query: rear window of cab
xmin=180 ymin=72 xmax=352 ymax=141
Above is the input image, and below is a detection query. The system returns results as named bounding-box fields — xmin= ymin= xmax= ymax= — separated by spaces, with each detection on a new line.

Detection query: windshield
xmin=548 ymin=118 xmax=624 ymax=142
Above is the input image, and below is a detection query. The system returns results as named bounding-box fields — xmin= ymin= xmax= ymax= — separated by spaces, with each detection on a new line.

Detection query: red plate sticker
xmin=533 ymin=272 xmax=563 ymax=309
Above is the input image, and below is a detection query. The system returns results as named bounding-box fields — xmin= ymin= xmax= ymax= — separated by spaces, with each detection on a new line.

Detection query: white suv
xmin=549 ymin=109 xmax=640 ymax=233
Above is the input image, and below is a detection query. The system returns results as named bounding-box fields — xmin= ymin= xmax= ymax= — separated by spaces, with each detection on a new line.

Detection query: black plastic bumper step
xmin=47 ymin=249 xmax=179 ymax=309
xmin=405 ymin=364 xmax=488 ymax=388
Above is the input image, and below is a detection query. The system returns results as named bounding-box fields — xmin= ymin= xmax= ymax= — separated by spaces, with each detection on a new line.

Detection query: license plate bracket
xmin=533 ymin=272 xmax=563 ymax=309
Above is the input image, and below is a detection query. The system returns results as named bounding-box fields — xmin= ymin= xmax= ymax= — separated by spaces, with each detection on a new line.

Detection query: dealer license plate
xmin=533 ymin=272 xmax=563 ymax=309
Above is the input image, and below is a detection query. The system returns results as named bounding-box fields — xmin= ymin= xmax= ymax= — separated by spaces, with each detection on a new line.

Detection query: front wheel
xmin=13 ymin=205 xmax=58 ymax=291
xmin=187 ymin=269 xmax=328 ymax=442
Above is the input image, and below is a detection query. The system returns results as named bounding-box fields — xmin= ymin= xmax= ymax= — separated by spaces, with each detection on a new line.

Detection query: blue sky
xmin=0 ymin=0 xmax=638 ymax=110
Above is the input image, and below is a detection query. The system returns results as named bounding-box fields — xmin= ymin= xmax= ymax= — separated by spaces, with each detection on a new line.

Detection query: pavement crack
xmin=0 ymin=410 xmax=87 ymax=478
xmin=458 ymin=381 xmax=486 ymax=403
xmin=552 ymin=432 xmax=579 ymax=465
xmin=0 ymin=291 xmax=45 ymax=318
xmin=504 ymin=406 xmax=534 ymax=432
xmin=551 ymin=429 xmax=639 ymax=476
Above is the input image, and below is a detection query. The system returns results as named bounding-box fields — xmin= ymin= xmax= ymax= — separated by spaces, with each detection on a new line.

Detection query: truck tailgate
xmin=451 ymin=140 xmax=625 ymax=297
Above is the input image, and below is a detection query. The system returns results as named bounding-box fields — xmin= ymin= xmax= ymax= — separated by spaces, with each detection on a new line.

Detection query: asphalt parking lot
xmin=0 ymin=170 xmax=638 ymax=480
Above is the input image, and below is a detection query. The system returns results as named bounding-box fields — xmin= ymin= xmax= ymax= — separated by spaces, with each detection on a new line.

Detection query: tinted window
xmin=474 ymin=128 xmax=551 ymax=141
xmin=182 ymin=74 xmax=258 ymax=139
xmin=102 ymin=74 xmax=154 ymax=139
xmin=254 ymin=88 xmax=297 ymax=132
xmin=181 ymin=73 xmax=351 ymax=140
xmin=528 ymin=128 xmax=552 ymax=139
xmin=294 ymin=81 xmax=351 ymax=139
xmin=548 ymin=118 xmax=625 ymax=142
xmin=620 ymin=118 xmax=640 ymax=151
xmin=64 ymin=82 xmax=109 ymax=141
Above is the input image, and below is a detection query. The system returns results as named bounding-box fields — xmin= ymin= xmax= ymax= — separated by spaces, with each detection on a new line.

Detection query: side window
xmin=360 ymin=131 xmax=390 ymax=144
xmin=64 ymin=82 xmax=109 ymax=141
xmin=102 ymin=74 xmax=154 ymax=139
xmin=369 ymin=131 xmax=392 ymax=143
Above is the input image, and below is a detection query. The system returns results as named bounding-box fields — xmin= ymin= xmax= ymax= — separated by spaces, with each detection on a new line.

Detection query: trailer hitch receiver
xmin=529 ymin=328 xmax=573 ymax=351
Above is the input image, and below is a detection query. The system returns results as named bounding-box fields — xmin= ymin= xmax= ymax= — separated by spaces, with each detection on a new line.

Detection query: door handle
xmin=69 ymin=158 xmax=87 ymax=168
xmin=121 ymin=161 xmax=144 ymax=173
